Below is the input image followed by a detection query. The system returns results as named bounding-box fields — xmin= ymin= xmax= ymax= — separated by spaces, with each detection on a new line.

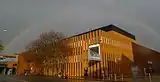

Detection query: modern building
xmin=60 ymin=24 xmax=136 ymax=77
xmin=17 ymin=24 xmax=160 ymax=77
xmin=132 ymin=43 xmax=160 ymax=75
xmin=0 ymin=54 xmax=18 ymax=75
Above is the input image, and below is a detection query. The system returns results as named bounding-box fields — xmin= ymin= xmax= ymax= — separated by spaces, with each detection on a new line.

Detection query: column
xmin=80 ymin=62 xmax=82 ymax=77
xmin=91 ymin=61 xmax=93 ymax=77
xmin=106 ymin=53 xmax=108 ymax=77
xmin=69 ymin=63 xmax=70 ymax=77
xmin=94 ymin=62 xmax=96 ymax=77
xmin=101 ymin=54 xmax=104 ymax=77
xmin=3 ymin=68 xmax=6 ymax=75
xmin=88 ymin=62 xmax=91 ymax=76
xmin=97 ymin=62 xmax=100 ymax=77
xmin=81 ymin=55 xmax=84 ymax=77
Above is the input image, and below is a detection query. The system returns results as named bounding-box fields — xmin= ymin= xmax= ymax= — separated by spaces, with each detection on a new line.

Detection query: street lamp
xmin=3 ymin=29 xmax=7 ymax=32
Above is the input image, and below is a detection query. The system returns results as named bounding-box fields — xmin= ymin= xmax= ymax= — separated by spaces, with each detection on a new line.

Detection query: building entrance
xmin=0 ymin=67 xmax=5 ymax=74
xmin=84 ymin=68 xmax=88 ymax=76
xmin=87 ymin=61 xmax=103 ymax=78
xmin=0 ymin=63 xmax=7 ymax=74
xmin=0 ymin=65 xmax=16 ymax=75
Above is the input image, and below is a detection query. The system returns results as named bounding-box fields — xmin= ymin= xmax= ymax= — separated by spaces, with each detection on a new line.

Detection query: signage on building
xmin=0 ymin=56 xmax=17 ymax=62
xmin=88 ymin=44 xmax=101 ymax=61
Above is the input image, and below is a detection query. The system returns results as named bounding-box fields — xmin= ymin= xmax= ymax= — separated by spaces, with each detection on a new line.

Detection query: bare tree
xmin=25 ymin=30 xmax=70 ymax=75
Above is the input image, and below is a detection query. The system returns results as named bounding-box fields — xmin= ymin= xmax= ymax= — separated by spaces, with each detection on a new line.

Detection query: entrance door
xmin=0 ymin=63 xmax=7 ymax=74
xmin=0 ymin=67 xmax=5 ymax=74
xmin=84 ymin=68 xmax=88 ymax=76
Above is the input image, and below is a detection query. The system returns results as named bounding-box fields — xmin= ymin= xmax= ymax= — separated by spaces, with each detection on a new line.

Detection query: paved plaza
xmin=1 ymin=75 xmax=160 ymax=82
xmin=0 ymin=75 xmax=99 ymax=82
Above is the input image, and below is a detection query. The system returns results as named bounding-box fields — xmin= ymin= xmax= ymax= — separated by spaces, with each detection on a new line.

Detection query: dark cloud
xmin=0 ymin=0 xmax=160 ymax=53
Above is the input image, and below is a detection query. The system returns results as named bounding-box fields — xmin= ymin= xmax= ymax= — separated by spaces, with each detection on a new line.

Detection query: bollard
xmin=149 ymin=73 xmax=152 ymax=82
xmin=103 ymin=75 xmax=105 ymax=80
xmin=3 ymin=68 xmax=6 ymax=75
xmin=102 ymin=70 xmax=105 ymax=80
xmin=108 ymin=74 xmax=111 ymax=80
xmin=102 ymin=74 xmax=105 ymax=80
xmin=107 ymin=73 xmax=109 ymax=80
xmin=121 ymin=74 xmax=124 ymax=81
xmin=111 ymin=74 xmax=113 ymax=80
xmin=114 ymin=73 xmax=117 ymax=81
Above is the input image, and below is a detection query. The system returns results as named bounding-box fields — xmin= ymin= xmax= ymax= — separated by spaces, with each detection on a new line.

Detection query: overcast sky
xmin=1 ymin=0 xmax=160 ymax=53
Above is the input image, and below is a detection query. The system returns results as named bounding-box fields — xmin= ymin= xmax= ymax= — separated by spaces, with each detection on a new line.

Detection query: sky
xmin=0 ymin=0 xmax=160 ymax=53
